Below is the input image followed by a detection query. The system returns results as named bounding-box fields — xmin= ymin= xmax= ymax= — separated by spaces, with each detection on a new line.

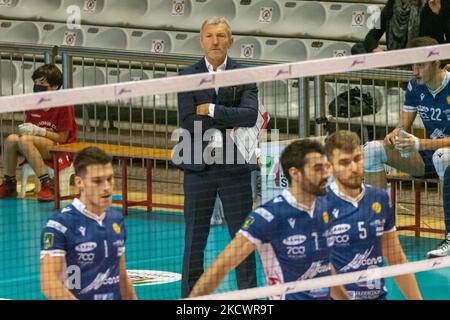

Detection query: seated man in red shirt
xmin=0 ymin=64 xmax=77 ymax=201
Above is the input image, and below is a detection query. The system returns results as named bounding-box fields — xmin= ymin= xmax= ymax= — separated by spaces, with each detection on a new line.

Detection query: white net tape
xmin=2 ymin=43 xmax=450 ymax=300
xmin=187 ymin=256 xmax=450 ymax=300
xmin=0 ymin=44 xmax=449 ymax=113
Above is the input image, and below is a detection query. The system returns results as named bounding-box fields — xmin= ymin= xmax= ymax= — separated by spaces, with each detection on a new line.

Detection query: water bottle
xmin=397 ymin=128 xmax=410 ymax=158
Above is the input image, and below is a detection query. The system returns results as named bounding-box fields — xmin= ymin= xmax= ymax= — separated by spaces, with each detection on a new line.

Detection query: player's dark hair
xmin=32 ymin=64 xmax=63 ymax=88
xmin=280 ymin=139 xmax=326 ymax=184
xmin=325 ymin=130 xmax=361 ymax=160
xmin=74 ymin=147 xmax=113 ymax=176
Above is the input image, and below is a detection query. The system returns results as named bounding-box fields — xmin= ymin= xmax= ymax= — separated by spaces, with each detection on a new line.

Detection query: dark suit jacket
xmin=173 ymin=57 xmax=259 ymax=172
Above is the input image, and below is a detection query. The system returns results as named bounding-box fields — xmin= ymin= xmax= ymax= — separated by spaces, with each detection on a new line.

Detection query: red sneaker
xmin=37 ymin=179 xmax=54 ymax=202
xmin=0 ymin=180 xmax=17 ymax=198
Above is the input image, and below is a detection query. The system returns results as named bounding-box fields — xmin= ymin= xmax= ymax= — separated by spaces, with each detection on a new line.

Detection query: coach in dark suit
xmin=176 ymin=16 xmax=258 ymax=298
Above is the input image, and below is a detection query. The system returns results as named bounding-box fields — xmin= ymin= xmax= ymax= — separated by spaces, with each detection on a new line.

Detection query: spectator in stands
xmin=420 ymin=0 xmax=450 ymax=48
xmin=40 ymin=147 xmax=137 ymax=300
xmin=360 ymin=37 xmax=450 ymax=257
xmin=189 ymin=140 xmax=345 ymax=300
xmin=352 ymin=0 xmax=423 ymax=54
xmin=174 ymin=16 xmax=257 ymax=298
xmin=421 ymin=0 xmax=450 ymax=70
xmin=0 ymin=64 xmax=77 ymax=201
xmin=351 ymin=0 xmax=450 ymax=57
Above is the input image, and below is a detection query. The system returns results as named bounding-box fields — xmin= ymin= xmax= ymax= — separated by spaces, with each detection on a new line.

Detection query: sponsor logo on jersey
xmin=300 ymin=261 xmax=330 ymax=280
xmin=46 ymin=220 xmax=68 ymax=234
xmin=254 ymin=208 xmax=274 ymax=222
xmin=332 ymin=208 xmax=339 ymax=219
xmin=369 ymin=219 xmax=385 ymax=227
xmin=113 ymin=240 xmax=125 ymax=247
xmin=331 ymin=224 xmax=351 ymax=235
xmin=61 ymin=207 xmax=71 ymax=213
xmin=273 ymin=196 xmax=283 ymax=203
xmin=112 ymin=223 xmax=121 ymax=234
xmin=372 ymin=202 xmax=382 ymax=214
xmin=420 ymin=93 xmax=425 ymax=101
xmin=94 ymin=293 xmax=114 ymax=300
xmin=340 ymin=246 xmax=383 ymax=272
xmin=242 ymin=216 xmax=255 ymax=230
xmin=282 ymin=234 xmax=307 ymax=246
xmin=287 ymin=245 xmax=306 ymax=257
xmin=43 ymin=233 xmax=54 ymax=250
xmin=323 ymin=211 xmax=329 ymax=224
xmin=75 ymin=242 xmax=97 ymax=253
xmin=288 ymin=218 xmax=296 ymax=229
xmin=78 ymin=252 xmax=95 ymax=264
xmin=79 ymin=269 xmax=120 ymax=294
xmin=78 ymin=226 xmax=86 ymax=237
xmin=430 ymin=128 xmax=447 ymax=139
xmin=447 ymin=96 xmax=450 ymax=104
xmin=127 ymin=270 xmax=182 ymax=286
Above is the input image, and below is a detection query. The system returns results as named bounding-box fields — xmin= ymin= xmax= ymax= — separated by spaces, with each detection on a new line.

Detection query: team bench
xmin=387 ymin=172 xmax=444 ymax=237
xmin=48 ymin=142 xmax=183 ymax=216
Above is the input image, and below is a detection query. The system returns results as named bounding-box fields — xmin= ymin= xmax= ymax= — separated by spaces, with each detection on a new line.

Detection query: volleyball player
xmin=325 ymin=130 xmax=422 ymax=300
xmin=40 ymin=147 xmax=136 ymax=300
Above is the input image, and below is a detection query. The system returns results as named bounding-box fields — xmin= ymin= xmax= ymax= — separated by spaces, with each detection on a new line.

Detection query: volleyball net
xmin=0 ymin=43 xmax=450 ymax=300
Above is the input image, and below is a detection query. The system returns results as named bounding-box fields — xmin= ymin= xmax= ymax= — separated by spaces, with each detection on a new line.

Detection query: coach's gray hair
xmin=200 ymin=16 xmax=232 ymax=37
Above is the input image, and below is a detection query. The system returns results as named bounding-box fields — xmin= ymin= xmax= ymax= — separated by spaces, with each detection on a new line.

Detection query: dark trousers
xmin=444 ymin=166 xmax=450 ymax=234
xmin=181 ymin=165 xmax=257 ymax=298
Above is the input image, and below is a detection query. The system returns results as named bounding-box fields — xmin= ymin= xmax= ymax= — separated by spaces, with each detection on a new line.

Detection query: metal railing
xmin=0 ymin=42 xmax=416 ymax=188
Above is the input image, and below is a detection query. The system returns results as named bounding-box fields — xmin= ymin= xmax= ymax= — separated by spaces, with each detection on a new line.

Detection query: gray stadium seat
xmin=229 ymin=36 xmax=265 ymax=60
xmin=72 ymin=66 xmax=106 ymax=88
xmin=319 ymin=2 xmax=375 ymax=42
xmin=308 ymin=40 xmax=353 ymax=60
xmin=232 ymin=0 xmax=282 ymax=35
xmin=129 ymin=30 xmax=173 ymax=54
xmin=265 ymin=38 xmax=309 ymax=62
xmin=83 ymin=26 xmax=129 ymax=49
xmin=0 ymin=21 xmax=41 ymax=45
xmin=41 ymin=23 xmax=85 ymax=47
xmin=273 ymin=1 xmax=327 ymax=38
xmin=172 ymin=32 xmax=202 ymax=56
xmin=0 ymin=0 xmax=63 ymax=20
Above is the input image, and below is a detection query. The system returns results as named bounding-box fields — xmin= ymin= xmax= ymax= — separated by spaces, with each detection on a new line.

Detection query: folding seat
xmin=232 ymin=0 xmax=282 ymax=35
xmin=83 ymin=26 xmax=129 ymax=50
xmin=265 ymin=38 xmax=308 ymax=62
xmin=41 ymin=22 xmax=85 ymax=47
xmin=0 ymin=21 xmax=41 ymax=45
xmin=229 ymin=35 xmax=264 ymax=60
xmin=129 ymin=30 xmax=173 ymax=54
